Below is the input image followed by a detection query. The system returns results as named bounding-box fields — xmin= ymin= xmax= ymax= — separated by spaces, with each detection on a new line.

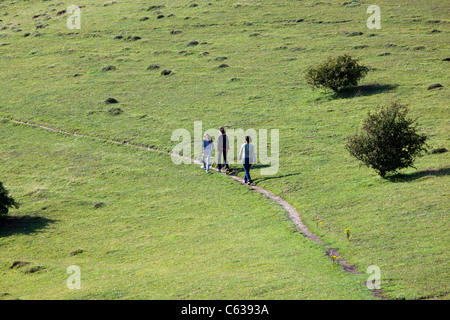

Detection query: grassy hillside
xmin=0 ymin=121 xmax=376 ymax=299
xmin=0 ymin=0 xmax=449 ymax=299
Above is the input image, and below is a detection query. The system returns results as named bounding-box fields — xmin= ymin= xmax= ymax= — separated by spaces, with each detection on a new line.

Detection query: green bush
xmin=346 ymin=101 xmax=428 ymax=178
xmin=304 ymin=54 xmax=369 ymax=92
xmin=0 ymin=181 xmax=20 ymax=217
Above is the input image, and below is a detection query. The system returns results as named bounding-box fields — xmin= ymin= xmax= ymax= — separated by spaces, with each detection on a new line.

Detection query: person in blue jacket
xmin=202 ymin=133 xmax=214 ymax=173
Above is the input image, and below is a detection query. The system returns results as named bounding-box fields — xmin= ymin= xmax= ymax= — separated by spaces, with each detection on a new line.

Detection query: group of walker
xmin=201 ymin=127 xmax=257 ymax=185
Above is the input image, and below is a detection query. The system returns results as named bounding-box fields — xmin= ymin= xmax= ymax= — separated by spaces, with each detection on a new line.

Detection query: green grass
xmin=0 ymin=122 xmax=374 ymax=299
xmin=0 ymin=0 xmax=449 ymax=299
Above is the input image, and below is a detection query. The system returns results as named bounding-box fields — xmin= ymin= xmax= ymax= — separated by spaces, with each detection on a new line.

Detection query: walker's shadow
xmin=253 ymin=173 xmax=302 ymax=185
xmin=233 ymin=164 xmax=301 ymax=185
xmin=0 ymin=215 xmax=56 ymax=238
xmin=233 ymin=164 xmax=271 ymax=176
xmin=387 ymin=167 xmax=450 ymax=182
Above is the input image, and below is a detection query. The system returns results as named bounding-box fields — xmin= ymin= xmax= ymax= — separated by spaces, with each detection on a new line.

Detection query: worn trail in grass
xmin=0 ymin=0 xmax=448 ymax=299
xmin=0 ymin=122 xmax=375 ymax=299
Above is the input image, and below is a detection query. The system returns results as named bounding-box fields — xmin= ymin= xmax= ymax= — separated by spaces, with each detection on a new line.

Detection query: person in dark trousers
xmin=217 ymin=127 xmax=230 ymax=172
xmin=238 ymin=136 xmax=257 ymax=184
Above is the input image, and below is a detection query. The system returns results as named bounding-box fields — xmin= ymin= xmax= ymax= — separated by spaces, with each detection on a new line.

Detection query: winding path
xmin=2 ymin=118 xmax=368 ymax=279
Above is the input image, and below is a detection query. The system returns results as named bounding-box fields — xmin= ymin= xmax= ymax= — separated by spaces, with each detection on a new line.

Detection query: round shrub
xmin=0 ymin=181 xmax=19 ymax=217
xmin=346 ymin=101 xmax=428 ymax=178
xmin=304 ymin=54 xmax=369 ymax=92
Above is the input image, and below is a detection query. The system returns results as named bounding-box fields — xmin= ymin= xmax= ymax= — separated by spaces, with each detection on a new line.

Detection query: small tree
xmin=304 ymin=54 xmax=369 ymax=93
xmin=346 ymin=101 xmax=428 ymax=178
xmin=0 ymin=181 xmax=19 ymax=217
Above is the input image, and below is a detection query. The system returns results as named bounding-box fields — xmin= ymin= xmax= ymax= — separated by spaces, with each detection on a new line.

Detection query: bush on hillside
xmin=346 ymin=101 xmax=428 ymax=178
xmin=304 ymin=54 xmax=369 ymax=92
xmin=0 ymin=181 xmax=20 ymax=218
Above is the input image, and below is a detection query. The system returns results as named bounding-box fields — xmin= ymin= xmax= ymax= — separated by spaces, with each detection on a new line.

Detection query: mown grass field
xmin=0 ymin=0 xmax=449 ymax=299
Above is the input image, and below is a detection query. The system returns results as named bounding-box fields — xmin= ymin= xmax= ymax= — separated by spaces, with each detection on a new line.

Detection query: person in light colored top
xmin=238 ymin=136 xmax=257 ymax=184
xmin=202 ymin=133 xmax=214 ymax=173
